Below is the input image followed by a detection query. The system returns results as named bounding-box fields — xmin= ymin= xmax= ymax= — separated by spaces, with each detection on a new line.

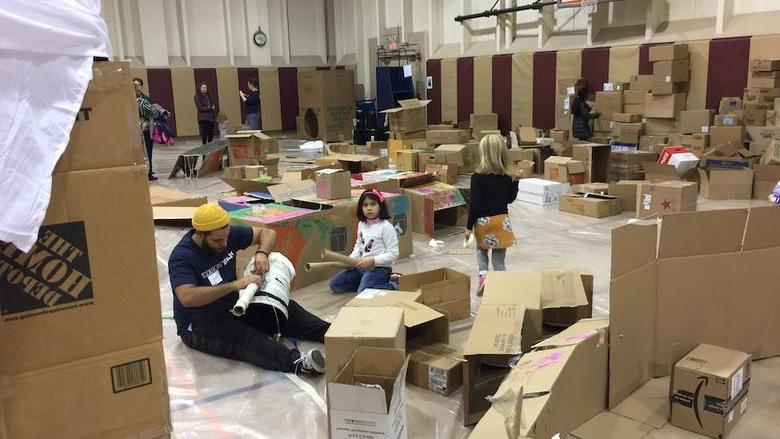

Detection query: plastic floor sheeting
xmin=151 ymin=139 xmax=779 ymax=438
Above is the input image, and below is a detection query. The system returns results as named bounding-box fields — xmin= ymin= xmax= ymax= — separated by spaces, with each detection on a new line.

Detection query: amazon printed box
xmin=671 ymin=344 xmax=751 ymax=439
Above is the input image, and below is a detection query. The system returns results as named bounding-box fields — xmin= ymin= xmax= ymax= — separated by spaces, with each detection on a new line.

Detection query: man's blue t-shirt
xmin=168 ymin=226 xmax=254 ymax=333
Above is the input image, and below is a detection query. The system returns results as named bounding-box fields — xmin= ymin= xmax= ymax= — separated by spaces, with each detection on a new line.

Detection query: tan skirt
xmin=474 ymin=214 xmax=515 ymax=249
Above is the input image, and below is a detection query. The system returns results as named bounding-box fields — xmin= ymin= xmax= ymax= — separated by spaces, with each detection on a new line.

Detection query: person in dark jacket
xmin=134 ymin=77 xmax=157 ymax=181
xmin=240 ymin=78 xmax=261 ymax=130
xmin=194 ymin=82 xmax=216 ymax=144
xmin=571 ymin=86 xmax=600 ymax=141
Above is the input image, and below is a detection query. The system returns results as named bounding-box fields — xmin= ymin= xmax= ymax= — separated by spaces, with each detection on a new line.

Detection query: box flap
xmin=676 ymin=344 xmax=751 ymax=378
xmin=225 ymin=133 xmax=252 ymax=140
xmin=657 ymin=209 xmax=747 ymax=259
xmin=610 ymin=377 xmax=671 ymax=429
xmin=539 ymin=269 xmax=589 ymax=309
xmin=268 ymin=180 xmax=317 ymax=203
xmin=544 ymin=156 xmax=572 ymax=165
xmin=345 ymin=291 xmax=444 ymax=328
xmin=463 ymin=304 xmax=526 ymax=356
xmin=381 ymin=99 xmax=431 ymax=113
xmin=481 ymin=272 xmax=542 ymax=309
xmin=641 ymin=162 xmax=678 ymax=181
xmin=743 ymin=206 xmax=780 ymax=250
xmin=327 ymin=307 xmax=404 ymax=339
xmin=567 ymin=161 xmax=586 ymax=174
xmin=532 ymin=317 xmax=609 ymax=349
xmin=611 ymin=223 xmax=658 ymax=279
xmin=152 ymin=206 xmax=198 ymax=221
xmin=149 ymin=186 xmax=207 ymax=208
xmin=570 ymin=411 xmax=654 ymax=439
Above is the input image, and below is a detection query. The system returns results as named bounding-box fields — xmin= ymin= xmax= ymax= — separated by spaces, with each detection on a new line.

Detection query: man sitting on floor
xmin=168 ymin=203 xmax=329 ymax=374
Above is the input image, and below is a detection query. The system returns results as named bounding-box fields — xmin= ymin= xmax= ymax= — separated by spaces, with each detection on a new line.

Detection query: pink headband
xmin=369 ymin=189 xmax=385 ymax=203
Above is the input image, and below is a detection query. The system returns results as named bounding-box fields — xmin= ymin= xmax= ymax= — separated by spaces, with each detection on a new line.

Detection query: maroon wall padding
xmin=194 ymin=68 xmax=220 ymax=133
xmin=533 ymin=51 xmax=557 ymax=130
xmin=426 ymin=59 xmax=442 ymax=124
xmin=706 ymin=37 xmax=751 ymax=111
xmin=638 ymin=43 xmax=666 ymax=75
xmin=278 ymin=67 xmax=299 ymax=131
xmin=456 ymin=57 xmax=474 ymax=125
xmin=492 ymin=54 xmax=512 ymax=135
xmin=146 ymin=68 xmax=177 ymax=136
xmin=237 ymin=67 xmax=260 ymax=128
xmin=581 ymin=47 xmax=610 ymax=92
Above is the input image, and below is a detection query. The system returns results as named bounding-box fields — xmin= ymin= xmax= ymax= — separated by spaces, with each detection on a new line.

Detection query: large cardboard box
xmin=749 ymin=58 xmax=780 ymax=71
xmin=235 ymin=129 xmax=280 ymax=153
xmin=470 ymin=113 xmax=499 ymax=139
xmin=387 ymin=138 xmax=419 ymax=163
xmin=559 ymin=193 xmax=622 ymax=218
xmin=671 ymin=344 xmax=751 ymax=439
xmin=407 ymin=341 xmax=464 ymax=396
xmin=698 ymin=168 xmax=754 ymax=199
xmin=298 ymin=69 xmax=356 ymax=141
xmin=516 ymin=178 xmax=569 ymax=205
xmin=636 ymin=180 xmax=698 ymax=219
xmin=544 ymin=156 xmax=586 ymax=184
xmin=645 ymin=118 xmax=677 ymax=135
xmin=653 ymin=59 xmax=689 ymax=83
xmin=612 ymin=113 xmax=642 ymax=123
xmin=573 ymin=143 xmax=611 ymax=183
xmin=645 ymin=93 xmax=686 ymax=119
xmin=396 ymin=149 xmax=419 ymax=172
xmin=630 ymin=74 xmax=654 ymax=90
xmin=649 ymin=43 xmax=689 ymax=61
xmin=743 ymin=87 xmax=780 ymax=105
xmin=399 ymin=268 xmax=470 ymax=321
xmin=609 ymin=180 xmax=644 ymax=212
xmin=679 ymin=109 xmax=714 ymax=134
xmin=315 ymin=169 xmax=351 ymax=200
xmin=381 ymin=98 xmax=431 ymax=134
xmin=402 ymin=182 xmax=466 ymax=238
xmin=594 ymin=91 xmax=624 ymax=119
xmin=624 ymin=90 xmax=649 ymax=105
xmin=651 ymin=81 xmax=685 ymax=95
xmin=719 ymin=97 xmax=743 ymax=114
xmin=710 ymin=126 xmax=745 ymax=148
xmin=426 ymin=129 xmax=469 ymax=146
xmin=609 ymin=206 xmax=780 ymax=409
xmin=515 ymin=126 xmax=539 ymax=145
xmin=324 ymin=307 xmax=405 ymax=382
xmin=753 ymin=164 xmax=780 ymax=199
xmin=469 ymin=318 xmax=609 ymax=436
xmin=1 ymin=341 xmax=170 ymax=438
xmin=226 ymin=133 xmax=278 ymax=166
xmin=328 ymin=347 xmax=408 ymax=439
xmin=425 ymin=163 xmax=458 ymax=185
xmin=612 ymin=122 xmax=644 ymax=144
xmin=750 ymin=73 xmax=780 ymax=88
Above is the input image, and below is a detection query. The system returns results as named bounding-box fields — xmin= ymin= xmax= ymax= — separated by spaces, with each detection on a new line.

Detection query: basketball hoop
xmin=582 ymin=0 xmax=598 ymax=13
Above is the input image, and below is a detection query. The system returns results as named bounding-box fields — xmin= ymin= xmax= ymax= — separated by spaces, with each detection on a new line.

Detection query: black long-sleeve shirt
xmin=467 ymin=173 xmax=519 ymax=230
xmin=245 ymin=90 xmax=260 ymax=114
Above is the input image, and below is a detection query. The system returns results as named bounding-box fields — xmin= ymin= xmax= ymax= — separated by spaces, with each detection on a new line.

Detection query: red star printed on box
xmin=661 ymin=199 xmax=672 ymax=210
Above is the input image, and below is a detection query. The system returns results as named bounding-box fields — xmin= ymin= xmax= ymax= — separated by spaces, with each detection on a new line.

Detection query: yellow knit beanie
xmin=192 ymin=203 xmax=229 ymax=232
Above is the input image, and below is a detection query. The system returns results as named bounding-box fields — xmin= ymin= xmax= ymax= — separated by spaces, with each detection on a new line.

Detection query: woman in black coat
xmin=571 ymin=86 xmax=600 ymax=141
xmin=194 ymin=82 xmax=216 ymax=144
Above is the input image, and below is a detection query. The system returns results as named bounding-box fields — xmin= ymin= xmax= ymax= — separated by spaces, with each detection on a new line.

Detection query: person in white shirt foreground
xmin=329 ymin=189 xmax=400 ymax=293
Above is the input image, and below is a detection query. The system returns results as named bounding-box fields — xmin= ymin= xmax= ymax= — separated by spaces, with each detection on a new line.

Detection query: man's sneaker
xmin=294 ymin=348 xmax=326 ymax=375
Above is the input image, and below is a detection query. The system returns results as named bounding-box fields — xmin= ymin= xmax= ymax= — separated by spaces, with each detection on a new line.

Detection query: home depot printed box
xmin=0 ymin=61 xmax=170 ymax=437
xmin=671 ymin=344 xmax=751 ymax=439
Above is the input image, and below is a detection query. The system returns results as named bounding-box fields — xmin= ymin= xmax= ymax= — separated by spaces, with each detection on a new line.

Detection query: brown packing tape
xmin=512 ymin=53 xmax=534 ymax=130
xmin=686 ymin=40 xmax=709 ymax=110
xmin=259 ymin=68 xmax=283 ymax=131
xmin=609 ymin=46 xmax=640 ymax=83
xmin=441 ymin=59 xmax=458 ymax=124
xmin=474 ymin=56 xmax=493 ymax=115
xmin=170 ymin=68 xmax=199 ymax=137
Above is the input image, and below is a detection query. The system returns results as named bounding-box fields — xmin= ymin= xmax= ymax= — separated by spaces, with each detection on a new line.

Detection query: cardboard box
xmin=753 ymin=164 xmax=780 ymax=199
xmin=516 ymin=178 xmax=569 ymax=205
xmin=649 ymin=43 xmax=689 ymax=61
xmin=325 ymin=142 xmax=357 ymax=155
xmin=396 ymin=149 xmax=419 ymax=172
xmin=324 ymin=307 xmax=405 ymax=382
xmin=651 ymin=82 xmax=685 ymax=95
xmin=149 ymin=186 xmax=207 ymax=208
xmin=710 ymin=126 xmax=745 ymax=148
xmin=610 ymin=150 xmax=657 ymax=180
xmin=671 ymin=344 xmax=751 ymax=439
xmin=609 ymin=180 xmax=644 ymax=212
xmin=629 ymin=75 xmax=654 ymax=91
xmin=470 ymin=113 xmax=498 ymax=139
xmin=551 ymin=129 xmax=570 ymax=143
xmin=426 ymin=129 xmax=469 ymax=146
xmin=399 ymin=268 xmax=471 ymax=321
xmin=749 ymin=58 xmax=780 ymax=71
xmin=317 ymin=153 xmax=389 ymax=174
xmin=751 ymin=75 xmax=780 ymax=88
xmin=698 ymin=168 xmax=754 ymax=199
xmin=315 ymin=169 xmax=351 ymax=200
xmin=645 ymin=93 xmax=686 ymax=119
xmin=469 ymin=318 xmax=609 ymax=435
xmin=55 ymin=62 xmax=144 ymax=173
xmin=227 ymin=132 xmax=280 ymax=166
xmin=679 ymin=109 xmax=714 ymax=134
xmin=387 ymin=138 xmax=419 ymax=163
xmin=544 ymin=157 xmax=586 ymax=184
xmin=428 ymin=123 xmax=454 ymax=130
xmin=640 ymin=135 xmax=669 ymax=151
xmin=328 ymin=347 xmax=408 ymax=439
xmin=612 ymin=113 xmax=642 ymax=123
xmin=425 ymin=163 xmax=458 ymax=185
xmin=573 ymin=143 xmax=611 ymax=183
xmin=742 ymin=107 xmax=767 ymax=126
xmin=235 ymin=129 xmax=280 ymax=153
xmin=407 ymin=341 xmax=464 ymax=396
xmin=719 ymin=97 xmax=743 ymax=114
xmin=612 ymin=122 xmax=644 ymax=144
xmin=381 ymin=98 xmax=431 ymax=134
xmin=743 ymin=87 xmax=780 ymax=104
xmin=688 ymin=133 xmax=711 ymax=156
xmin=645 ymin=117 xmax=677 ymax=135
xmin=653 ymin=59 xmax=690 ymax=83
xmin=515 ymin=126 xmax=539 ymax=145
xmin=622 ymin=103 xmax=644 ymax=116
xmin=594 ymin=91 xmax=624 ymax=119
xmin=559 ymin=193 xmax=622 ymax=218
xmin=636 ymin=180 xmax=698 ymax=219
xmin=622 ymin=91 xmax=647 ymax=106
xmin=1 ymin=341 xmax=170 ymax=438
xmin=297 ymin=69 xmax=355 ymax=141
xmin=714 ymin=113 xmax=741 ymax=127
xmin=514 ymin=159 xmax=535 ymax=178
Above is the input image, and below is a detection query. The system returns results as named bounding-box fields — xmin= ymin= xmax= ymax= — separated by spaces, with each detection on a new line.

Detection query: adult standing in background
xmin=134 ymin=77 xmax=157 ymax=181
xmin=570 ymin=86 xmax=600 ymax=141
xmin=240 ymin=78 xmax=261 ymax=130
xmin=195 ymin=82 xmax=216 ymax=144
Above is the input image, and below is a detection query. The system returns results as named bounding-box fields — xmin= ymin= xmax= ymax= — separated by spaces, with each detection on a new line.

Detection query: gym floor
xmin=150 ymin=137 xmax=780 ymax=438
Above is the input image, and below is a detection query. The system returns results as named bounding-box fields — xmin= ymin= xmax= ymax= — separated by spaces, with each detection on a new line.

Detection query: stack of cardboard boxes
xmin=745 ymin=59 xmax=780 ymax=200
xmin=0 ymin=62 xmax=171 ymax=438
xmin=383 ymin=99 xmax=430 ymax=163
xmin=556 ymin=78 xmax=585 ymax=131
xmin=645 ymin=44 xmax=689 ymax=135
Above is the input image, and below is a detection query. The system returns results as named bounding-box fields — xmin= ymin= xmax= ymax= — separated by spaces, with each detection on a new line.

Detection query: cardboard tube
xmin=304 ymin=261 xmax=351 ymax=272
xmin=231 ymin=283 xmax=258 ymax=316
xmin=321 ymin=249 xmax=358 ymax=266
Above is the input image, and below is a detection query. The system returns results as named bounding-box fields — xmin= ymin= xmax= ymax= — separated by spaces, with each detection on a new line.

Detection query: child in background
xmin=465 ymin=134 xmax=520 ymax=293
xmin=329 ymin=189 xmax=400 ymax=293
xmin=217 ymin=112 xmax=228 ymax=139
